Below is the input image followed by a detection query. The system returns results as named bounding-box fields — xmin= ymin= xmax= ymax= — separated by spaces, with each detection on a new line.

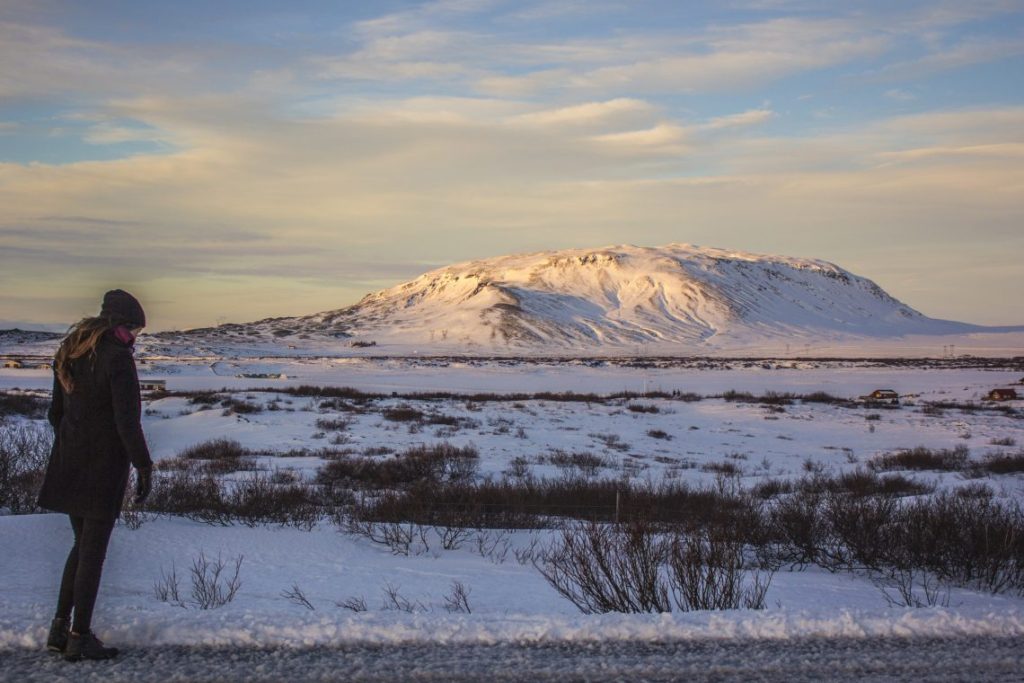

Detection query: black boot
xmin=64 ymin=631 xmax=119 ymax=662
xmin=46 ymin=617 xmax=69 ymax=653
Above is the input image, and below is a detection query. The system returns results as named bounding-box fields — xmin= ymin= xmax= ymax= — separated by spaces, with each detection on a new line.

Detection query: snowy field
xmin=2 ymin=358 xmax=1023 ymax=663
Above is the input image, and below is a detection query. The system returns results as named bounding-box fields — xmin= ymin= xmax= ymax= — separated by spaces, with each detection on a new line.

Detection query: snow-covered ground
xmin=1 ymin=359 xmax=1023 ymax=655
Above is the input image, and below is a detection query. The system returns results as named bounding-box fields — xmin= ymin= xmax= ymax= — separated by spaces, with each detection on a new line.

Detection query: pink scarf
xmin=112 ymin=325 xmax=137 ymax=346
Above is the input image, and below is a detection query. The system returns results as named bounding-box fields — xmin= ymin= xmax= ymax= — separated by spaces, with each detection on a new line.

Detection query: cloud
xmin=509 ymin=98 xmax=656 ymax=129
xmin=869 ymin=35 xmax=1024 ymax=81
xmin=698 ymin=108 xmax=775 ymax=131
xmin=476 ymin=18 xmax=891 ymax=96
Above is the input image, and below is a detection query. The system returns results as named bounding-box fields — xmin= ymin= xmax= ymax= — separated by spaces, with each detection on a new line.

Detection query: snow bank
xmin=3 ymin=606 xmax=1023 ymax=650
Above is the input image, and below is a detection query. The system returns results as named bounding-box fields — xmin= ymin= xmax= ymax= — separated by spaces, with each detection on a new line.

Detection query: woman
xmin=37 ymin=289 xmax=154 ymax=662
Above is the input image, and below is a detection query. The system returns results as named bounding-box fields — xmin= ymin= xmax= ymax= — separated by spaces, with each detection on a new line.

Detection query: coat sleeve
xmin=109 ymin=348 xmax=153 ymax=469
xmin=48 ymin=368 xmax=64 ymax=429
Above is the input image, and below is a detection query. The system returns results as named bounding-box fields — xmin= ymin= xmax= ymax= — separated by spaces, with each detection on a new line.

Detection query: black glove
xmin=134 ymin=465 xmax=153 ymax=505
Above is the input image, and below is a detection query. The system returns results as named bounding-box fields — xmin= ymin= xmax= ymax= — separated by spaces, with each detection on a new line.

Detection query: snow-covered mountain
xmin=146 ymin=243 xmax=998 ymax=355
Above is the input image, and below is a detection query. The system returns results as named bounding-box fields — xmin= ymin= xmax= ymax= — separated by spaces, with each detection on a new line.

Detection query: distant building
xmin=139 ymin=379 xmax=167 ymax=393
xmin=986 ymin=388 xmax=1018 ymax=402
xmin=864 ymin=389 xmax=899 ymax=404
xmin=3 ymin=360 xmax=24 ymax=369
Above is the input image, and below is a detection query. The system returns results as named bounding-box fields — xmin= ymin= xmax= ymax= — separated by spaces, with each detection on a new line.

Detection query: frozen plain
xmin=1 ymin=357 xmax=1023 ymax=681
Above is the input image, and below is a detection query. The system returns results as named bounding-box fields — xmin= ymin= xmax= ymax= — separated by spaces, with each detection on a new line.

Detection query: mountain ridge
xmin=151 ymin=243 xmax=996 ymax=353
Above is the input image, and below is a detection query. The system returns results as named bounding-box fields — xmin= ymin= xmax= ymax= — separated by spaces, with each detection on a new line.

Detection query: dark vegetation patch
xmin=315 ymin=417 xmax=352 ymax=431
xmin=315 ymin=443 xmax=479 ymax=490
xmin=869 ymin=445 xmax=970 ymax=472
xmin=979 ymin=450 xmax=1024 ymax=475
xmin=0 ymin=391 xmax=48 ymax=419
xmin=180 ymin=438 xmax=247 ymax=461
xmin=542 ymin=449 xmax=611 ymax=476
xmin=646 ymin=429 xmax=672 ymax=440
xmin=382 ymin=406 xmax=424 ymax=422
xmin=221 ymin=398 xmax=262 ymax=415
xmin=145 ymin=469 xmax=334 ymax=529
xmin=627 ymin=403 xmax=660 ymax=414
xmin=0 ymin=424 xmax=50 ymax=514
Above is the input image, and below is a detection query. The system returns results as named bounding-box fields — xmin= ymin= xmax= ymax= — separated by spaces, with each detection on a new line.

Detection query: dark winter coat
xmin=37 ymin=331 xmax=153 ymax=520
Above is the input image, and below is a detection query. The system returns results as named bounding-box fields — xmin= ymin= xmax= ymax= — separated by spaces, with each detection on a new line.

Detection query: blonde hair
xmin=54 ymin=317 xmax=111 ymax=394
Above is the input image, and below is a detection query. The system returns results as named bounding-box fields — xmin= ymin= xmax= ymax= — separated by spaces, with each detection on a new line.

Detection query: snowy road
xmin=3 ymin=635 xmax=1022 ymax=682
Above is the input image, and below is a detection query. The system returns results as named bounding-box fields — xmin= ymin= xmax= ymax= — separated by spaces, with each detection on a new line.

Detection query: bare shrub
xmin=153 ymin=565 xmax=183 ymax=605
xmin=702 ymin=461 xmax=742 ymax=476
xmin=535 ymin=522 xmax=671 ymax=614
xmin=869 ymin=445 xmax=969 ymax=472
xmin=0 ymin=423 xmax=50 ymax=514
xmin=627 ymin=403 xmax=660 ymax=414
xmin=221 ymin=399 xmax=262 ymax=415
xmin=438 ymin=524 xmax=472 ymax=550
xmin=980 ymin=450 xmax=1024 ymax=474
xmin=646 ymin=429 xmax=672 ymax=440
xmin=180 ymin=438 xmax=246 ymax=461
xmin=443 ymin=581 xmax=472 ymax=613
xmin=888 ymin=492 xmax=1024 ymax=595
xmin=382 ymin=406 xmax=424 ymax=422
xmin=281 ymin=584 xmax=315 ymax=610
xmin=475 ymin=529 xmax=512 ymax=564
xmin=338 ymin=595 xmax=368 ymax=612
xmin=875 ymin=567 xmax=950 ymax=608
xmin=380 ymin=583 xmax=423 ymax=612
xmin=317 ymin=442 xmax=479 ymax=490
xmin=315 ymin=417 xmax=352 ymax=432
xmin=184 ymin=391 xmax=220 ymax=406
xmin=145 ymin=468 xmax=231 ymax=525
xmin=830 ymin=468 xmax=933 ymax=497
xmin=668 ymin=531 xmax=773 ymax=611
xmin=545 ymin=450 xmax=610 ymax=477
xmin=822 ymin=490 xmax=899 ymax=570
xmin=989 ymin=437 xmax=1016 ymax=447
xmin=0 ymin=391 xmax=48 ymax=419
xmin=189 ymin=552 xmax=243 ymax=609
xmin=224 ymin=473 xmax=323 ymax=529
xmin=770 ymin=487 xmax=827 ymax=568
xmin=590 ymin=433 xmax=629 ymax=452
xmin=346 ymin=518 xmax=419 ymax=555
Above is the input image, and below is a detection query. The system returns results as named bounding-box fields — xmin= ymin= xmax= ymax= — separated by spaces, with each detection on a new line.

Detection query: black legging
xmin=55 ymin=515 xmax=115 ymax=634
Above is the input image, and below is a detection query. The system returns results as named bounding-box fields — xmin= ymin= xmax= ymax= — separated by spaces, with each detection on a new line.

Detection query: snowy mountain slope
xmin=154 ymin=243 xmax=993 ymax=353
xmin=8 ymin=244 xmax=1016 ymax=357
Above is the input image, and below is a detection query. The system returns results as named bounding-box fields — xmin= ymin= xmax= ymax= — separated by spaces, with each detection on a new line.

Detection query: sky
xmin=1 ymin=0 xmax=1023 ymax=331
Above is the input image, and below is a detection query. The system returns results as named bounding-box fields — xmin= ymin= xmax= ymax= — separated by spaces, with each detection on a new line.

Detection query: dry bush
xmin=869 ymin=445 xmax=970 ymax=472
xmin=281 ymin=584 xmax=315 ymax=610
xmin=668 ymin=530 xmax=773 ymax=611
xmin=316 ymin=442 xmax=479 ymax=490
xmin=146 ymin=468 xmax=325 ymax=529
xmin=221 ymin=399 xmax=262 ymax=415
xmin=979 ymin=450 xmax=1024 ymax=474
xmin=627 ymin=403 xmax=660 ymax=414
xmin=646 ymin=429 xmax=672 ymax=440
xmin=0 ymin=423 xmax=50 ymax=514
xmin=146 ymin=469 xmax=230 ymax=524
xmin=180 ymin=438 xmax=247 ymax=461
xmin=223 ymin=473 xmax=323 ymax=529
xmin=382 ymin=406 xmax=424 ymax=422
xmin=189 ymin=552 xmax=243 ymax=609
xmin=545 ymin=450 xmax=610 ymax=477
xmin=0 ymin=391 xmax=48 ymax=419
xmin=315 ymin=417 xmax=352 ymax=431
xmin=886 ymin=492 xmax=1024 ymax=595
xmin=443 ymin=581 xmax=473 ymax=613
xmin=535 ymin=521 xmax=671 ymax=614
